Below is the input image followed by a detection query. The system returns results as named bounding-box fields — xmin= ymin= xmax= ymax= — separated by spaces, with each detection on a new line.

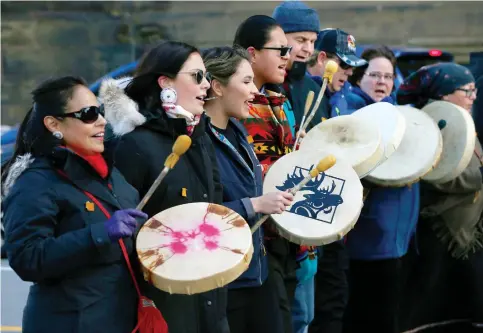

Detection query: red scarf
xmin=62 ymin=146 xmax=108 ymax=178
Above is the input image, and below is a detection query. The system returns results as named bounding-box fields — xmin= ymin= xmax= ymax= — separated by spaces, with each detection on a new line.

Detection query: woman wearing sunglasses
xmin=233 ymin=15 xmax=301 ymax=333
xmin=106 ymin=41 xmax=229 ymax=333
xmin=1 ymin=76 xmax=147 ymax=333
xmin=202 ymin=45 xmax=293 ymax=333
xmin=397 ymin=63 xmax=483 ymax=331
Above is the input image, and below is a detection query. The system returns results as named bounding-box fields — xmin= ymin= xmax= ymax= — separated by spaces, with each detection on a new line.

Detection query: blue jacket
xmin=344 ymin=87 xmax=420 ymax=260
xmin=345 ymin=86 xmax=396 ymax=113
xmin=309 ymin=74 xmax=352 ymax=117
xmin=207 ymin=118 xmax=268 ymax=288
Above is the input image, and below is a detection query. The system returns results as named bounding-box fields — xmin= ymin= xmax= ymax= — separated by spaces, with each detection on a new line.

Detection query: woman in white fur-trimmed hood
xmin=99 ymin=40 xmax=230 ymax=333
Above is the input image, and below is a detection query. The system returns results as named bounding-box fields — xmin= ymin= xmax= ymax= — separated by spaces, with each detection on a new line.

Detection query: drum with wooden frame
xmin=351 ymin=102 xmax=406 ymax=162
xmin=299 ymin=115 xmax=384 ymax=178
xmin=421 ymin=101 xmax=476 ymax=184
xmin=364 ymin=105 xmax=443 ymax=187
xmin=136 ymin=203 xmax=253 ymax=295
xmin=263 ymin=150 xmax=363 ymax=246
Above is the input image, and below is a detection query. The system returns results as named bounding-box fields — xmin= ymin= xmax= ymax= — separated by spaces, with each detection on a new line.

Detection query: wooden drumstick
xmin=294 ymin=91 xmax=315 ymax=151
xmin=250 ymin=154 xmax=337 ymax=233
xmin=136 ymin=135 xmax=192 ymax=210
xmin=296 ymin=60 xmax=338 ymax=146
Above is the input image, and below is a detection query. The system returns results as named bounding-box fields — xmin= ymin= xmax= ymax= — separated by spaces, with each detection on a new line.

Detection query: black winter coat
xmin=113 ymin=108 xmax=229 ymax=333
xmin=2 ymin=147 xmax=140 ymax=333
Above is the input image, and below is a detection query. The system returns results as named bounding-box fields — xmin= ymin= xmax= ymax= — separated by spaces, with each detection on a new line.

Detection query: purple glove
xmin=104 ymin=209 xmax=148 ymax=242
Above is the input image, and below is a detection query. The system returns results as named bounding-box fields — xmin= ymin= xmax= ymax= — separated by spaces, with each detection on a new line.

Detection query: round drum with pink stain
xmin=136 ymin=202 xmax=253 ymax=295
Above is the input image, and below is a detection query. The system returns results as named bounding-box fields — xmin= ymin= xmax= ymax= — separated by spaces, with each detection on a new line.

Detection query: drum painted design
xmin=263 ymin=150 xmax=363 ymax=246
xmin=421 ymin=101 xmax=476 ymax=184
xmin=276 ymin=167 xmax=345 ymax=223
xmin=299 ymin=115 xmax=384 ymax=178
xmin=136 ymin=203 xmax=253 ymax=295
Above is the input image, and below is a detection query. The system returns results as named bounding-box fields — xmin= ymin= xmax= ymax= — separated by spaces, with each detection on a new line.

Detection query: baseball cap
xmin=315 ymin=28 xmax=367 ymax=68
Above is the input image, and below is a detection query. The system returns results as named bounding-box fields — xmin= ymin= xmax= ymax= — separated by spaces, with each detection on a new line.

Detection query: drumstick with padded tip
xmin=136 ymin=135 xmax=192 ymax=210
xmin=294 ymin=60 xmax=338 ymax=149
xmin=250 ymin=154 xmax=337 ymax=233
xmin=294 ymin=91 xmax=315 ymax=151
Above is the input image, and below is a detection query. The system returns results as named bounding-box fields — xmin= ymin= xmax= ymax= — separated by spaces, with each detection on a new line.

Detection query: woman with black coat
xmin=1 ymin=76 xmax=146 ymax=333
xmin=100 ymin=41 xmax=230 ymax=333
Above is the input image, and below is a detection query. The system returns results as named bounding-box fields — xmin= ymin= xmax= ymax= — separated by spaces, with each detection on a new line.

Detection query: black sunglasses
xmin=57 ymin=105 xmax=104 ymax=124
xmin=179 ymin=69 xmax=212 ymax=84
xmin=260 ymin=46 xmax=292 ymax=57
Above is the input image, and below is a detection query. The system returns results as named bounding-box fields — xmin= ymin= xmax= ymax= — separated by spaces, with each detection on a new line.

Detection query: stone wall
xmin=2 ymin=1 xmax=483 ymax=125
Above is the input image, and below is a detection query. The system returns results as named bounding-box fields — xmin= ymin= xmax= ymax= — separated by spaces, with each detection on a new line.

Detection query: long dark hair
xmin=233 ymin=15 xmax=281 ymax=50
xmin=124 ymin=40 xmax=199 ymax=113
xmin=1 ymin=76 xmax=87 ymax=183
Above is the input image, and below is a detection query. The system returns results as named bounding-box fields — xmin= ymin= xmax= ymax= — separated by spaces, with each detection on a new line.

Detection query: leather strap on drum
xmin=55 ymin=169 xmax=168 ymax=333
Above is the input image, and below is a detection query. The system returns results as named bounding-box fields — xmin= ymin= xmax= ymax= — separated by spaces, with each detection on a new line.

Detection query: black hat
xmin=315 ymin=28 xmax=367 ymax=68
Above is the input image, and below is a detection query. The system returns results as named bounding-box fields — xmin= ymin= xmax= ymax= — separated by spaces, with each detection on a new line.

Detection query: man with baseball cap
xmin=272 ymin=2 xmax=326 ymax=333
xmin=307 ymin=28 xmax=366 ymax=333
xmin=307 ymin=28 xmax=367 ymax=118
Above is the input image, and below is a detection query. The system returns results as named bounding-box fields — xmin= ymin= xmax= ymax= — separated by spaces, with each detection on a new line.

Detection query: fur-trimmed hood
xmin=98 ymin=77 xmax=146 ymax=137
xmin=2 ymin=153 xmax=35 ymax=199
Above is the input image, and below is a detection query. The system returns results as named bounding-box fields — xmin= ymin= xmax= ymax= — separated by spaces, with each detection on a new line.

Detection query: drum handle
xmin=294 ymin=91 xmax=315 ymax=150
xmin=136 ymin=135 xmax=192 ymax=211
xmin=250 ymin=155 xmax=336 ymax=234
xmin=294 ymin=60 xmax=338 ymax=150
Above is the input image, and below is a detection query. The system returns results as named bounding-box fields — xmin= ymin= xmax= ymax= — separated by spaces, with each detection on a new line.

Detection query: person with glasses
xmin=271 ymin=2 xmax=324 ymax=333
xmin=347 ymin=46 xmax=397 ymax=109
xmin=202 ymin=45 xmax=294 ymax=333
xmin=336 ymin=46 xmax=420 ymax=333
xmin=233 ymin=14 xmax=300 ymax=333
xmin=396 ymin=62 xmax=483 ymax=332
xmin=307 ymin=29 xmax=367 ymax=118
xmin=1 ymin=76 xmax=147 ymax=333
xmin=109 ymin=41 xmax=230 ymax=333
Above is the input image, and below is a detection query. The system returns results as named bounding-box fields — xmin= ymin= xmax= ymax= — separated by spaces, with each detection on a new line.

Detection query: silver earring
xmin=53 ymin=131 xmax=63 ymax=140
xmin=160 ymin=87 xmax=178 ymax=105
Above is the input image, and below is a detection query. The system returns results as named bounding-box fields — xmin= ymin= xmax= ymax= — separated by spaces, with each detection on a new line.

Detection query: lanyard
xmin=209 ymin=125 xmax=254 ymax=178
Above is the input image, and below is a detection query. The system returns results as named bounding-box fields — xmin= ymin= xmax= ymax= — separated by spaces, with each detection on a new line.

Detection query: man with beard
xmin=306 ymin=28 xmax=367 ymax=333
xmin=271 ymin=2 xmax=324 ymax=333
xmin=307 ymin=29 xmax=367 ymax=118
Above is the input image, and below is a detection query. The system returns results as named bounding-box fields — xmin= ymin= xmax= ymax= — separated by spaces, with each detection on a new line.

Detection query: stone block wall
xmin=1 ymin=1 xmax=482 ymax=125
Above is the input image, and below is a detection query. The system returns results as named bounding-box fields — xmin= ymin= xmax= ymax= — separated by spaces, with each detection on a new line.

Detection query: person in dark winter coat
xmin=397 ymin=63 xmax=483 ymax=332
xmin=202 ymin=45 xmax=293 ymax=333
xmin=100 ymin=41 xmax=230 ymax=333
xmin=1 ymin=76 xmax=146 ymax=333
xmin=341 ymin=46 xmax=419 ymax=333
